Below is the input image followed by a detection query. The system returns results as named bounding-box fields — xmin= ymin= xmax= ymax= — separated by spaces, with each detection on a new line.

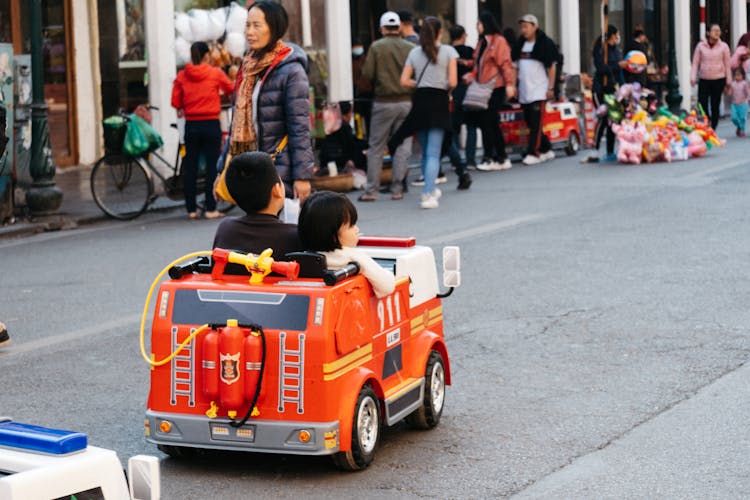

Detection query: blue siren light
xmin=0 ymin=420 xmax=87 ymax=455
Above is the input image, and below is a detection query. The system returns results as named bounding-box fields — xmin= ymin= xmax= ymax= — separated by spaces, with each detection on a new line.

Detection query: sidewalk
xmin=0 ymin=165 xmax=183 ymax=239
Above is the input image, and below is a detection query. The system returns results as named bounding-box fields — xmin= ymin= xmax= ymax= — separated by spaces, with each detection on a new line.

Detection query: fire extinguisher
xmin=202 ymin=327 xmax=219 ymax=399
xmin=219 ymin=319 xmax=245 ymax=411
xmin=244 ymin=331 xmax=262 ymax=400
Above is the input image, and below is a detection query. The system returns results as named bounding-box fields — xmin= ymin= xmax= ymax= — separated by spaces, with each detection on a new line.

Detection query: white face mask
xmin=352 ymin=47 xmax=364 ymax=57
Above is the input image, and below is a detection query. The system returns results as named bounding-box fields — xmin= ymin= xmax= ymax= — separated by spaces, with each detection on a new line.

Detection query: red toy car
xmin=498 ymin=101 xmax=582 ymax=157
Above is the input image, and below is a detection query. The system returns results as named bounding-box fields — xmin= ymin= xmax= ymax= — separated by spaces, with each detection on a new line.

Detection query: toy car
xmin=498 ymin=101 xmax=582 ymax=157
xmin=143 ymin=237 xmax=460 ymax=470
xmin=0 ymin=418 xmax=159 ymax=499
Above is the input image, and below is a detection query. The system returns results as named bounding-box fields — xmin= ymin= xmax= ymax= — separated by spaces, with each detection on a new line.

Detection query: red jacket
xmin=468 ymin=34 xmax=514 ymax=88
xmin=171 ymin=64 xmax=234 ymax=121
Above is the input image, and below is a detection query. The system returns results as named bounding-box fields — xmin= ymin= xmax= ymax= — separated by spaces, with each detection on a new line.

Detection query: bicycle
xmin=90 ymin=106 xmax=233 ymax=220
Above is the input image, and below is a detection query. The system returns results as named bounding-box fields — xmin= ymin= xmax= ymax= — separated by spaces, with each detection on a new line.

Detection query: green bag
xmin=123 ymin=119 xmax=150 ymax=157
xmin=128 ymin=113 xmax=164 ymax=153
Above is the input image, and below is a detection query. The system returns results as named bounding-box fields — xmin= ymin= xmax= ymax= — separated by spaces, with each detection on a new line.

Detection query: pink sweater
xmin=731 ymin=79 xmax=750 ymax=105
xmin=691 ymin=39 xmax=731 ymax=84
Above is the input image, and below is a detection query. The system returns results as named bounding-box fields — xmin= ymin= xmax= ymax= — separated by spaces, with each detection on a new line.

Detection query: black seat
xmin=285 ymin=252 xmax=327 ymax=278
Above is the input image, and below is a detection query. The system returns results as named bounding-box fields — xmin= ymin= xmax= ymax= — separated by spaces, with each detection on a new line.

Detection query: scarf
xmin=230 ymin=40 xmax=291 ymax=155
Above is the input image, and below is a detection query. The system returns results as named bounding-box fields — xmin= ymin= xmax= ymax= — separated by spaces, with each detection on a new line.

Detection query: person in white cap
xmin=511 ymin=14 xmax=560 ymax=165
xmin=359 ymin=11 xmax=416 ymax=202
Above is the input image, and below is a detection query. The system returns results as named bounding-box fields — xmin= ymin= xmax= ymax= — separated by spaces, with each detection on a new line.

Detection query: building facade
xmin=0 ymin=0 xmax=749 ymax=219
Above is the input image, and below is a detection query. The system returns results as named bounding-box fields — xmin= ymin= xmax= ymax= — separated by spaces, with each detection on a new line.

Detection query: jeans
xmin=183 ymin=119 xmax=221 ymax=213
xmin=731 ymin=102 xmax=748 ymax=132
xmin=417 ymin=128 xmax=445 ymax=196
xmin=365 ymin=101 xmax=412 ymax=196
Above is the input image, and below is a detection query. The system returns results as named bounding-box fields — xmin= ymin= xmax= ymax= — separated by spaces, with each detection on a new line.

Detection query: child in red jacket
xmin=172 ymin=42 xmax=234 ymax=219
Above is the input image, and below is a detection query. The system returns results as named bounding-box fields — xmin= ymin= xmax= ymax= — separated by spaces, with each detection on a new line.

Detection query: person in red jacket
xmin=172 ymin=42 xmax=234 ymax=219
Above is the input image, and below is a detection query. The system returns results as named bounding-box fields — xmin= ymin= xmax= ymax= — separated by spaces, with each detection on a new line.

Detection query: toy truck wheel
xmin=333 ymin=385 xmax=380 ymax=471
xmin=157 ymin=444 xmax=203 ymax=460
xmin=406 ymin=351 xmax=446 ymax=429
xmin=565 ymin=131 xmax=580 ymax=156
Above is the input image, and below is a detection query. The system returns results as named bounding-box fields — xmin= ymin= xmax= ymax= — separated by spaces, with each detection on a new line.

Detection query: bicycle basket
xmin=102 ymin=115 xmax=127 ymax=155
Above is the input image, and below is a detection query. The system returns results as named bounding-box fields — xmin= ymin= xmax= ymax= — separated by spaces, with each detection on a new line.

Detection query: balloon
xmin=624 ymin=50 xmax=647 ymax=74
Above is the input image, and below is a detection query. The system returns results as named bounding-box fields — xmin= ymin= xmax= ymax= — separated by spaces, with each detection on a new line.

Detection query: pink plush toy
xmin=686 ymin=131 xmax=708 ymax=157
xmin=612 ymin=121 xmax=646 ymax=164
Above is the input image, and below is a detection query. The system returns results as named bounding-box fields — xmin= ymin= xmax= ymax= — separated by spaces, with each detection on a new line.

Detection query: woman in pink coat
xmin=691 ymin=23 xmax=732 ymax=130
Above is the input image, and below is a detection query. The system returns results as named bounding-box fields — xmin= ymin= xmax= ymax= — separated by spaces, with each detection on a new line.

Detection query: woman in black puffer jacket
xmin=217 ymin=1 xmax=314 ymax=202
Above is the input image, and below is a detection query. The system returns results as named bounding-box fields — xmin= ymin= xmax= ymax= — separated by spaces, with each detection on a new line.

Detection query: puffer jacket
xmin=219 ymin=43 xmax=314 ymax=189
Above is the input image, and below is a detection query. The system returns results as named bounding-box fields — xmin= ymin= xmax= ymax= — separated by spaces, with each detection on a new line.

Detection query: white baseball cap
xmin=380 ymin=11 xmax=401 ymax=28
xmin=518 ymin=14 xmax=538 ymax=25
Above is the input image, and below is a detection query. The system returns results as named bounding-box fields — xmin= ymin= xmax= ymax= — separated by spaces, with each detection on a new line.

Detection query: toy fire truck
xmin=499 ymin=101 xmax=582 ymax=157
xmin=143 ymin=237 xmax=460 ymax=470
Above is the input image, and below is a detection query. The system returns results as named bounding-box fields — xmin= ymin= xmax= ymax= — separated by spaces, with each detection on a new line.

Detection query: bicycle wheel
xmin=91 ymin=155 xmax=152 ymax=220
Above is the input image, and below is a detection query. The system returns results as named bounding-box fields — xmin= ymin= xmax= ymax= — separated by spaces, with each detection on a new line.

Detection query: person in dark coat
xmin=217 ymin=1 xmax=314 ymax=203
xmin=592 ymin=24 xmax=626 ymax=161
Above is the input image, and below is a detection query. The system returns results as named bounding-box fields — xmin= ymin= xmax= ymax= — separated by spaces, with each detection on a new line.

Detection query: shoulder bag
xmin=462 ymin=72 xmax=499 ymax=111
xmin=215 ymin=135 xmax=288 ymax=205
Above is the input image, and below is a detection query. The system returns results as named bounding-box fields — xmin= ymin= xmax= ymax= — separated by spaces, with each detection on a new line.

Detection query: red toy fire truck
xmin=141 ymin=238 xmax=460 ymax=470
xmin=499 ymin=101 xmax=582 ymax=157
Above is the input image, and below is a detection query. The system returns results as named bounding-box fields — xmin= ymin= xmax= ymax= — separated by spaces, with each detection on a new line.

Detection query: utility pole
xmin=665 ymin=0 xmax=683 ymax=113
xmin=27 ymin=0 xmax=62 ymax=215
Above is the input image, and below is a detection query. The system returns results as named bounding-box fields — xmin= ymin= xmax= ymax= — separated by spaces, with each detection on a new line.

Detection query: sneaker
xmin=540 ymin=150 xmax=556 ymax=162
xmin=457 ymin=172 xmax=472 ymax=190
xmin=420 ymin=194 xmax=439 ymax=209
xmin=475 ymin=158 xmax=497 ymax=171
xmin=466 ymin=162 xmax=477 ymax=171
xmin=602 ymin=152 xmax=618 ymax=162
xmin=0 ymin=323 xmax=10 ymax=348
xmin=522 ymin=154 xmax=542 ymax=165
xmin=204 ymin=211 xmax=225 ymax=219
xmin=358 ymin=193 xmax=377 ymax=202
xmin=497 ymin=158 xmax=512 ymax=170
xmin=410 ymin=177 xmax=426 ymax=187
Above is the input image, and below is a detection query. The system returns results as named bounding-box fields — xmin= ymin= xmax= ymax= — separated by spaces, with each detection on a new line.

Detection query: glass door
xmin=41 ymin=0 xmax=77 ymax=166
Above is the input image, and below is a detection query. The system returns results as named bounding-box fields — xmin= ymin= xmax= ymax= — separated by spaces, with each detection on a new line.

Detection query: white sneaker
xmin=436 ymin=175 xmax=448 ymax=184
xmin=433 ymin=187 xmax=442 ymax=200
xmin=522 ymin=154 xmax=542 ymax=165
xmin=497 ymin=158 xmax=512 ymax=170
xmin=420 ymin=194 xmax=439 ymax=209
xmin=476 ymin=160 xmax=497 ymax=171
xmin=540 ymin=150 xmax=556 ymax=162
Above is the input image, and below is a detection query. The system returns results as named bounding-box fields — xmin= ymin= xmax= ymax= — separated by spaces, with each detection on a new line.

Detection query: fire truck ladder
xmin=278 ymin=332 xmax=305 ymax=414
xmin=170 ymin=326 xmax=195 ymax=407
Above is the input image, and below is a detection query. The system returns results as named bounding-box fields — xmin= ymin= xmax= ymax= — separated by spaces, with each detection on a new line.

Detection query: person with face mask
xmin=592 ymin=24 xmax=626 ymax=162
xmin=351 ymin=38 xmax=373 ymax=137
xmin=691 ymin=23 xmax=732 ymax=130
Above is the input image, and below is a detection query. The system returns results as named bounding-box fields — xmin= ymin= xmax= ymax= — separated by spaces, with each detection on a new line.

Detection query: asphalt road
xmin=2 ymin=123 xmax=749 ymax=498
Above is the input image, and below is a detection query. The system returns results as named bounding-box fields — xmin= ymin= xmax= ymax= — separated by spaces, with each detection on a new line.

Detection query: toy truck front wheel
xmin=406 ymin=351 xmax=446 ymax=429
xmin=566 ymin=130 xmax=581 ymax=156
xmin=333 ymin=385 xmax=381 ymax=471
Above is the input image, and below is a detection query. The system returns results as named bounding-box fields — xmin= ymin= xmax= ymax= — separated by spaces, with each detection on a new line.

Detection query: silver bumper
xmin=146 ymin=410 xmax=340 ymax=455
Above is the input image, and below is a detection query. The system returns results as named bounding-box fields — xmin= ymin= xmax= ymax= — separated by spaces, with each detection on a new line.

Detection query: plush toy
xmin=686 ymin=131 xmax=708 ymax=157
xmin=613 ymin=120 xmax=646 ymax=164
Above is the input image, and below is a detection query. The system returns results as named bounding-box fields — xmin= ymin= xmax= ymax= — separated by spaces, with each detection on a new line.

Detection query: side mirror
xmin=128 ymin=455 xmax=160 ymax=500
xmin=442 ymin=246 xmax=461 ymax=289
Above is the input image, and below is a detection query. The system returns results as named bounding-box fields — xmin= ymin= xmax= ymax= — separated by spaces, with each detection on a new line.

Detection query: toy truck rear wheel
xmin=333 ymin=385 xmax=380 ymax=471
xmin=406 ymin=351 xmax=446 ymax=429
xmin=565 ymin=131 xmax=580 ymax=156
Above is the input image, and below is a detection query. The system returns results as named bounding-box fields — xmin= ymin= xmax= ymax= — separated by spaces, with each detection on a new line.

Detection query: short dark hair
xmin=633 ymin=29 xmax=645 ymax=39
xmin=225 ymin=152 xmax=281 ymax=214
xmin=298 ymin=191 xmax=358 ymax=252
xmin=449 ymin=25 xmax=466 ymax=42
xmin=190 ymin=41 xmax=209 ymax=65
xmin=248 ymin=1 xmax=289 ymax=53
xmin=396 ymin=9 xmax=414 ymax=23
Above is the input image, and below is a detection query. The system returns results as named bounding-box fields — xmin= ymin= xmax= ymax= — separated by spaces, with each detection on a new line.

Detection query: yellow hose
xmin=140 ymin=251 xmax=212 ymax=367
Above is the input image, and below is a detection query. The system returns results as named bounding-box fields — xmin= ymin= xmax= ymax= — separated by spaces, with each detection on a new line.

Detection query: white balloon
xmin=175 ymin=36 xmax=192 ymax=67
xmin=174 ymin=12 xmax=194 ymax=42
xmin=208 ymin=8 xmax=227 ymax=41
xmin=226 ymin=2 xmax=248 ymax=35
xmin=226 ymin=32 xmax=247 ymax=58
xmin=188 ymin=9 xmax=211 ymax=43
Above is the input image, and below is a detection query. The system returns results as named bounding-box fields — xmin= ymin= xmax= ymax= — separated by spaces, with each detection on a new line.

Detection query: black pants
xmin=183 ymin=119 xmax=221 ymax=213
xmin=522 ymin=100 xmax=551 ymax=156
xmin=594 ymin=92 xmax=616 ymax=155
xmin=698 ymin=78 xmax=725 ymax=130
xmin=478 ymin=87 xmax=508 ymax=161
